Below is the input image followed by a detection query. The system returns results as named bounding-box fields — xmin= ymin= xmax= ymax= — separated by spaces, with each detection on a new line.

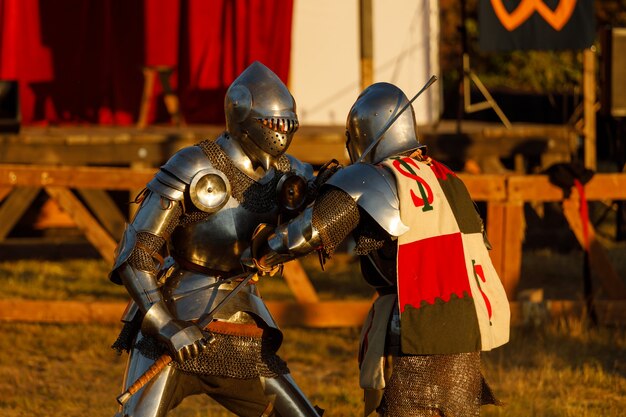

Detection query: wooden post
xmin=501 ymin=201 xmax=524 ymax=300
xmin=583 ymin=48 xmax=597 ymax=171
xmin=137 ymin=67 xmax=158 ymax=129
xmin=0 ymin=187 xmax=40 ymax=240
xmin=0 ymin=187 xmax=12 ymax=202
xmin=44 ymin=186 xmax=117 ymax=265
xmin=486 ymin=202 xmax=505 ymax=277
xmin=78 ymin=189 xmax=126 ymax=240
xmin=359 ymin=0 xmax=373 ymax=91
xmin=156 ymin=67 xmax=185 ymax=127
xmin=282 ymin=260 xmax=320 ymax=303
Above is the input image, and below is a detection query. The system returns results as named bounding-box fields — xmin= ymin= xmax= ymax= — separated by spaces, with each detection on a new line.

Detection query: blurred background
xmin=0 ymin=1 xmax=625 ymax=416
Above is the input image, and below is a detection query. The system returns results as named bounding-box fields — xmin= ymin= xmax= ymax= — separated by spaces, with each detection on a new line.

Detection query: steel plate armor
xmin=346 ymin=82 xmax=423 ymax=164
xmin=257 ymin=82 xmax=504 ymax=417
xmin=110 ymin=61 xmax=321 ymax=417
xmin=225 ymin=61 xmax=299 ymax=171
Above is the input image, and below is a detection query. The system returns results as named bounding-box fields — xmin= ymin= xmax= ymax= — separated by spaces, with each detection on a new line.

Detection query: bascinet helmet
xmin=346 ymin=82 xmax=422 ymax=164
xmin=224 ymin=61 xmax=299 ymax=166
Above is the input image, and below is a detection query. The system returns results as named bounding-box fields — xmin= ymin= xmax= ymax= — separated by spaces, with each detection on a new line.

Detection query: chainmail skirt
xmin=113 ymin=319 xmax=289 ymax=379
xmin=136 ymin=329 xmax=289 ymax=379
xmin=379 ymin=352 xmax=497 ymax=417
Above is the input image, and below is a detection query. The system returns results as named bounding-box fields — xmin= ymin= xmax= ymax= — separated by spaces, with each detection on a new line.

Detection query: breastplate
xmin=170 ymin=139 xmax=291 ymax=272
xmin=170 ymin=196 xmax=278 ymax=271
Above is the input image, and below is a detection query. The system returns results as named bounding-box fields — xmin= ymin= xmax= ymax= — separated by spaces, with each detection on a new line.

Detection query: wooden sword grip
xmin=117 ymin=354 xmax=173 ymax=405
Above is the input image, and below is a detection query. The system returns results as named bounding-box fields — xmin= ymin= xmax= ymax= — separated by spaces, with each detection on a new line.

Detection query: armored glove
xmin=241 ymin=223 xmax=286 ymax=275
xmin=141 ymin=301 xmax=210 ymax=363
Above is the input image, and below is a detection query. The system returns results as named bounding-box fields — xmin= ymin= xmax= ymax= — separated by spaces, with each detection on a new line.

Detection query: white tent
xmin=290 ymin=0 xmax=441 ymax=126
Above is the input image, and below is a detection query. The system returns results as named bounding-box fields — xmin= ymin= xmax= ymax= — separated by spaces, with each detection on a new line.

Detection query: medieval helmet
xmin=345 ymin=82 xmax=422 ymax=164
xmin=224 ymin=61 xmax=299 ymax=166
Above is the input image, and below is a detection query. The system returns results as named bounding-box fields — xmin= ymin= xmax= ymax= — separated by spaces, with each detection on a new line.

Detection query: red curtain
xmin=0 ymin=0 xmax=294 ymax=125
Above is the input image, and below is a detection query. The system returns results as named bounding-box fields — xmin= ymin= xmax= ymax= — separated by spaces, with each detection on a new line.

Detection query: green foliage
xmin=473 ymin=49 xmax=583 ymax=94
xmin=440 ymin=0 xmax=626 ymax=95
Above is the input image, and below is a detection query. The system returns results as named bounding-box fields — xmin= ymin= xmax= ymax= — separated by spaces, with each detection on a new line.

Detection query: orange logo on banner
xmin=490 ymin=0 xmax=577 ymax=31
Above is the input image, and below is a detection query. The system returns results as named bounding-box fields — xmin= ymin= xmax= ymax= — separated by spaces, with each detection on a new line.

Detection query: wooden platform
xmin=0 ymin=120 xmax=578 ymax=171
xmin=3 ymin=121 xmax=623 ymax=327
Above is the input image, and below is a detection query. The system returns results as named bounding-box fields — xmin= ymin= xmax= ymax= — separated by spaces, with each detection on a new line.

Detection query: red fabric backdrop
xmin=0 ymin=0 xmax=294 ymax=125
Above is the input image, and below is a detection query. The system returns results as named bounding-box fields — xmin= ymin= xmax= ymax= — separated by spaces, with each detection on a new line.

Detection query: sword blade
xmin=196 ymin=271 xmax=258 ymax=329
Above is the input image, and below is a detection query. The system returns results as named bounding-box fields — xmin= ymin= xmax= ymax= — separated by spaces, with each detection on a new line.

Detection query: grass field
xmin=1 ymin=243 xmax=626 ymax=416
xmin=1 ymin=316 xmax=625 ymax=417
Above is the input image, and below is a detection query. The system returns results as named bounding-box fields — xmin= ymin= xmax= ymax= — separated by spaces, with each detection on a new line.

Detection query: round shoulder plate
xmin=189 ymin=168 xmax=231 ymax=213
xmin=277 ymin=172 xmax=308 ymax=212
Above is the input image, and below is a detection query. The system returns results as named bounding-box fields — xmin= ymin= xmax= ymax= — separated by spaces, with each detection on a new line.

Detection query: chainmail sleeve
xmin=127 ymin=203 xmax=182 ymax=272
xmin=311 ymin=188 xmax=360 ymax=256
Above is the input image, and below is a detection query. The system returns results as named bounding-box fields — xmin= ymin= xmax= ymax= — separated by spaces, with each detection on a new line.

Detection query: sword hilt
xmin=115 ymin=271 xmax=256 ymax=405
xmin=117 ymin=354 xmax=173 ymax=405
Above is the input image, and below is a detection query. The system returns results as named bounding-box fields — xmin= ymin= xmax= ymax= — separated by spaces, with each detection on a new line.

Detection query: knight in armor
xmin=251 ymin=82 xmax=511 ymax=417
xmin=109 ymin=61 xmax=323 ymax=417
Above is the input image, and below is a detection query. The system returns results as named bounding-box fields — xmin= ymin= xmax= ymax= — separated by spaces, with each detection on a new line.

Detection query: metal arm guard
xmin=264 ymin=206 xmax=322 ymax=266
xmin=263 ymin=187 xmax=361 ymax=266
xmin=109 ymin=165 xmax=208 ymax=361
xmin=322 ymin=162 xmax=409 ymax=237
xmin=109 ymin=191 xmax=181 ymax=286
xmin=111 ymin=147 xmax=216 ymax=284
xmin=109 ymin=189 xmax=182 ymax=326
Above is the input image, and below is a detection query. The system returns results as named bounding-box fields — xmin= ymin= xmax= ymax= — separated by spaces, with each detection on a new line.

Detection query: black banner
xmin=479 ymin=0 xmax=595 ymax=51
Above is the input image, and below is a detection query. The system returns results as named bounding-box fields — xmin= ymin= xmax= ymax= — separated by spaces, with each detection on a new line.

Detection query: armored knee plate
xmin=261 ymin=374 xmax=323 ymax=416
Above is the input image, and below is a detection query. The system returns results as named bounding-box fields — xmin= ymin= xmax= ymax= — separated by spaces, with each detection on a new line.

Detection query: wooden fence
xmin=1 ymin=164 xmax=625 ymax=326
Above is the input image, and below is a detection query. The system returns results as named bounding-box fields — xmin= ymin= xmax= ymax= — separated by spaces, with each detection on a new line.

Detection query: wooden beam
xmin=0 ymin=187 xmax=40 ymax=240
xmin=0 ymin=141 xmax=169 ymax=166
xmin=583 ymin=174 xmax=626 ymax=200
xmin=2 ymin=298 xmax=626 ymax=327
xmin=269 ymin=300 xmax=371 ymax=327
xmin=0 ymin=164 xmax=155 ymax=189
xmin=0 ymin=299 xmax=372 ymax=327
xmin=281 ymin=260 xmax=320 ymax=303
xmin=0 ymin=165 xmax=518 ymax=203
xmin=44 ymin=187 xmax=117 ymax=265
xmin=0 ymin=123 xmax=581 ymax=168
xmin=508 ymin=175 xmax=564 ymax=202
xmin=78 ymin=189 xmax=127 ymax=240
xmin=458 ymin=174 xmax=506 ymax=201
xmin=508 ymin=174 xmax=626 ymax=202
xmin=0 ymin=299 xmax=125 ymax=324
xmin=0 ymin=186 xmax=12 ymax=202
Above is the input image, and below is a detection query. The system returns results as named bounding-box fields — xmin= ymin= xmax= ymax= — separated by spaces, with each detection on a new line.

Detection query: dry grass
xmin=0 ymin=318 xmax=625 ymax=417
xmin=0 ymin=237 xmax=625 ymax=416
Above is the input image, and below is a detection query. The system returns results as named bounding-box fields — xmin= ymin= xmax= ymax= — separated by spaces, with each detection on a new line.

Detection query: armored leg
xmin=116 ymin=334 xmax=188 ymax=417
xmin=261 ymin=374 xmax=323 ymax=416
